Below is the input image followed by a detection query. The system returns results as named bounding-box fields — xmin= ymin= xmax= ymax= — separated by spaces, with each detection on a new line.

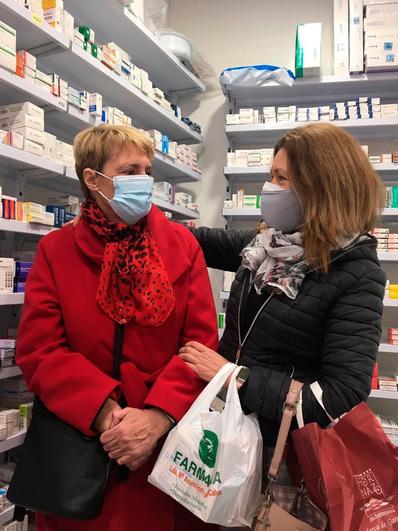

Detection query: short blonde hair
xmin=74 ymin=124 xmax=155 ymax=197
xmin=273 ymin=123 xmax=384 ymax=272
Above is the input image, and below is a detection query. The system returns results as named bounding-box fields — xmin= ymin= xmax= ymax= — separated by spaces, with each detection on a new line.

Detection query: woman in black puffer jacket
xmin=179 ymin=123 xmax=386 ymax=453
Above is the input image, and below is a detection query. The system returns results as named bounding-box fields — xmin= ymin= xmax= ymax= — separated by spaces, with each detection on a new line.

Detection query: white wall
xmin=168 ymin=0 xmax=334 ymax=308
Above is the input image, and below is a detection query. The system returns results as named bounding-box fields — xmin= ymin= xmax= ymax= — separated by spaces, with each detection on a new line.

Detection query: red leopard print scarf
xmin=81 ymin=199 xmax=175 ymax=326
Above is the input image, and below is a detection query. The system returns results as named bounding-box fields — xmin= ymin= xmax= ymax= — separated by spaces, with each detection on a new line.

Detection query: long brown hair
xmin=273 ymin=123 xmax=384 ymax=272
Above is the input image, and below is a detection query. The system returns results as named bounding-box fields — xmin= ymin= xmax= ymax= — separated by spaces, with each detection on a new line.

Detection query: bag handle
xmin=296 ymin=381 xmax=335 ymax=429
xmin=178 ymin=363 xmax=237 ymax=427
xmin=268 ymin=379 xmax=303 ymax=481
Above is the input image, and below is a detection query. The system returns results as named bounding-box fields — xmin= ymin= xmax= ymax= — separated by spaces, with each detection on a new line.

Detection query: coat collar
xmin=73 ymin=205 xmax=190 ymax=285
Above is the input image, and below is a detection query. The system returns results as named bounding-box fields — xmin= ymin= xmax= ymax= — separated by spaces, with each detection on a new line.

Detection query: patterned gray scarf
xmin=240 ymin=228 xmax=308 ymax=299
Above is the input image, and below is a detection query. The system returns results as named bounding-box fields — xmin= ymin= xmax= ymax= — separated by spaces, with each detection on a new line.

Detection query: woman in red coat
xmin=16 ymin=125 xmax=219 ymax=531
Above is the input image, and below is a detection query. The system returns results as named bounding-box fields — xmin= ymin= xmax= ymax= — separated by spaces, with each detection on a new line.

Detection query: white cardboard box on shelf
xmin=14 ymin=126 xmax=46 ymax=146
xmin=23 ymin=138 xmax=44 ymax=157
xmin=295 ymin=23 xmax=322 ymax=77
xmin=0 ymin=114 xmax=44 ymax=133
xmin=0 ymin=21 xmax=16 ymax=52
xmin=0 ymin=45 xmax=16 ymax=74
xmin=349 ymin=0 xmax=364 ymax=73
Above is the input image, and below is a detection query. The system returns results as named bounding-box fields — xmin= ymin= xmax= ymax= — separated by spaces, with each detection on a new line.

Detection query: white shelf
xmin=226 ymin=118 xmax=398 ymax=145
xmin=63 ymin=0 xmax=204 ymax=94
xmin=42 ymin=44 xmax=202 ymax=144
xmin=0 ymin=293 xmax=24 ymax=305
xmin=224 ymin=166 xmax=270 ymax=182
xmin=0 ymin=431 xmax=26 ymax=453
xmin=224 ymin=163 xmax=398 ymax=182
xmin=224 ymin=72 xmax=398 ymax=107
xmin=223 ymin=208 xmax=261 ymax=220
xmin=378 ymin=252 xmax=398 ymax=261
xmin=0 ymin=66 xmax=94 ymax=140
xmin=0 ymin=143 xmax=82 ymax=194
xmin=373 ymin=163 xmax=398 ymax=180
xmin=369 ymin=390 xmax=398 ymax=400
xmin=382 ymin=208 xmax=398 ymax=221
xmin=65 ymin=157 xmax=201 ymax=186
xmin=0 ymin=505 xmax=15 ymax=525
xmin=0 ymin=219 xmax=55 ymax=236
xmin=153 ymin=198 xmax=199 ymax=219
xmin=0 ymin=366 xmax=21 ymax=380
xmin=383 ymin=298 xmax=398 ymax=307
xmin=0 ymin=142 xmax=64 ymax=175
xmin=152 ymin=154 xmax=201 ymax=183
xmin=379 ymin=343 xmax=398 ymax=354
xmin=0 ymin=0 xmax=69 ymax=53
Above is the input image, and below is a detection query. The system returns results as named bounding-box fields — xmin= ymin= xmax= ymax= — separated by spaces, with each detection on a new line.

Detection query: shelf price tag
xmin=57 ymin=99 xmax=68 ymax=112
xmin=31 ymin=13 xmax=43 ymax=26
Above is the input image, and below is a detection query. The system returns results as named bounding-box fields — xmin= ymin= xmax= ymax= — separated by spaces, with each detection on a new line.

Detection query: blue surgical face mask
xmin=261 ymin=181 xmax=302 ymax=233
xmin=95 ymin=171 xmax=154 ymax=225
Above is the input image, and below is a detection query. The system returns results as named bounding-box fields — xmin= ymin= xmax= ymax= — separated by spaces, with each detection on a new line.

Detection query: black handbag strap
xmin=112 ymin=323 xmax=129 ymax=480
xmin=112 ymin=323 xmax=125 ymax=381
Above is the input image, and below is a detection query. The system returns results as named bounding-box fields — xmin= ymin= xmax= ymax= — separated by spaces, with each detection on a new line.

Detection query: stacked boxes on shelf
xmin=0 ymin=187 xmax=79 ymax=228
xmin=372 ymin=229 xmax=398 ymax=253
xmin=225 ymin=97 xmax=398 ymax=126
xmin=226 ymin=146 xmax=398 ymax=169
xmin=153 ymin=184 xmax=199 ymax=214
xmin=0 ymin=378 xmax=33 ymax=410
xmin=365 ymin=2 xmax=398 ymax=72
xmin=372 ymin=362 xmax=398 ymax=393
xmin=1 ymin=17 xmax=201 ymax=133
xmin=0 ymin=20 xmax=16 ymax=74
xmin=384 ymin=187 xmax=398 ymax=208
xmin=0 ymin=258 xmax=32 ymax=294
xmin=224 ymin=187 xmax=261 ymax=209
xmin=0 ymin=339 xmax=16 ymax=369
xmin=176 ymin=145 xmax=201 ymax=174
xmin=227 ymin=149 xmax=274 ymax=168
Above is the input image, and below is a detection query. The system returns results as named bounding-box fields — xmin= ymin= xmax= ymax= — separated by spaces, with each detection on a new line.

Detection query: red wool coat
xmin=16 ymin=206 xmax=219 ymax=531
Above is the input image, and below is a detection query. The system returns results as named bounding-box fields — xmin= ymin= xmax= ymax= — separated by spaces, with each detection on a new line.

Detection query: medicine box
xmin=0 ymin=44 xmax=16 ymax=73
xmin=334 ymin=0 xmax=349 ymax=74
xmin=0 ymin=409 xmax=19 ymax=438
xmin=0 ymin=339 xmax=16 ymax=349
xmin=0 ymin=113 xmax=44 ymax=132
xmin=0 ymin=21 xmax=16 ymax=51
xmin=0 ymin=258 xmax=14 ymax=293
xmin=349 ymin=0 xmax=364 ymax=73
xmin=6 ymin=131 xmax=23 ymax=150
xmin=295 ymin=23 xmax=322 ymax=77
xmin=23 ymin=138 xmax=44 ymax=157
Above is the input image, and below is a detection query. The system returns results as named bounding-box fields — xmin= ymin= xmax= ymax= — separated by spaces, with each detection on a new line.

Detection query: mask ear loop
xmin=92 ymin=170 xmax=114 ymax=202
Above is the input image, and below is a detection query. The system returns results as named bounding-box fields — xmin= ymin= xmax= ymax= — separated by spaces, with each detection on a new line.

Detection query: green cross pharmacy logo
xmin=198 ymin=430 xmax=219 ymax=468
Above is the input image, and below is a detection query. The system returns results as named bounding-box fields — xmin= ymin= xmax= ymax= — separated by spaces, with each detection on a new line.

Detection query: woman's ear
xmin=83 ymin=168 xmax=98 ymax=192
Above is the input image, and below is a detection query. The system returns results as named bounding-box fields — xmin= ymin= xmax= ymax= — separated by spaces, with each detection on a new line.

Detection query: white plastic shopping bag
xmin=148 ymin=363 xmax=263 ymax=527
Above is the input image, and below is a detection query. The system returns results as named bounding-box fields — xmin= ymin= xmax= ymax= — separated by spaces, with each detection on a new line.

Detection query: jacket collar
xmin=73 ymin=205 xmax=190 ymax=285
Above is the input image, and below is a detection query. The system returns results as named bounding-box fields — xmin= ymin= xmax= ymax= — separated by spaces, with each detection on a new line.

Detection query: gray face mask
xmin=260 ymin=181 xmax=302 ymax=233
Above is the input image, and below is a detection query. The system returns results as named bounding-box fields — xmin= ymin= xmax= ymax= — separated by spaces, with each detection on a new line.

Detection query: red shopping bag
xmin=292 ymin=402 xmax=398 ymax=531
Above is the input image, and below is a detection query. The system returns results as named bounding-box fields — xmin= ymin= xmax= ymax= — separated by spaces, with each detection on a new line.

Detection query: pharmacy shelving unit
xmin=222 ymin=72 xmax=398 ymax=420
xmin=62 ymin=0 xmax=206 ymax=96
xmin=0 ymin=0 xmax=205 ymax=193
xmin=0 ymin=0 xmax=206 ymax=499
xmin=0 ymin=505 xmax=16 ymax=525
xmin=0 ymin=0 xmax=204 ymax=144
xmin=0 ymin=431 xmax=26 ymax=454
xmin=224 ymin=162 xmax=398 ymax=182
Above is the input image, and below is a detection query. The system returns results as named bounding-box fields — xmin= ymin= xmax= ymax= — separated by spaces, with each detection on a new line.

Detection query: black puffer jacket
xmin=193 ymin=228 xmax=386 ymax=446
